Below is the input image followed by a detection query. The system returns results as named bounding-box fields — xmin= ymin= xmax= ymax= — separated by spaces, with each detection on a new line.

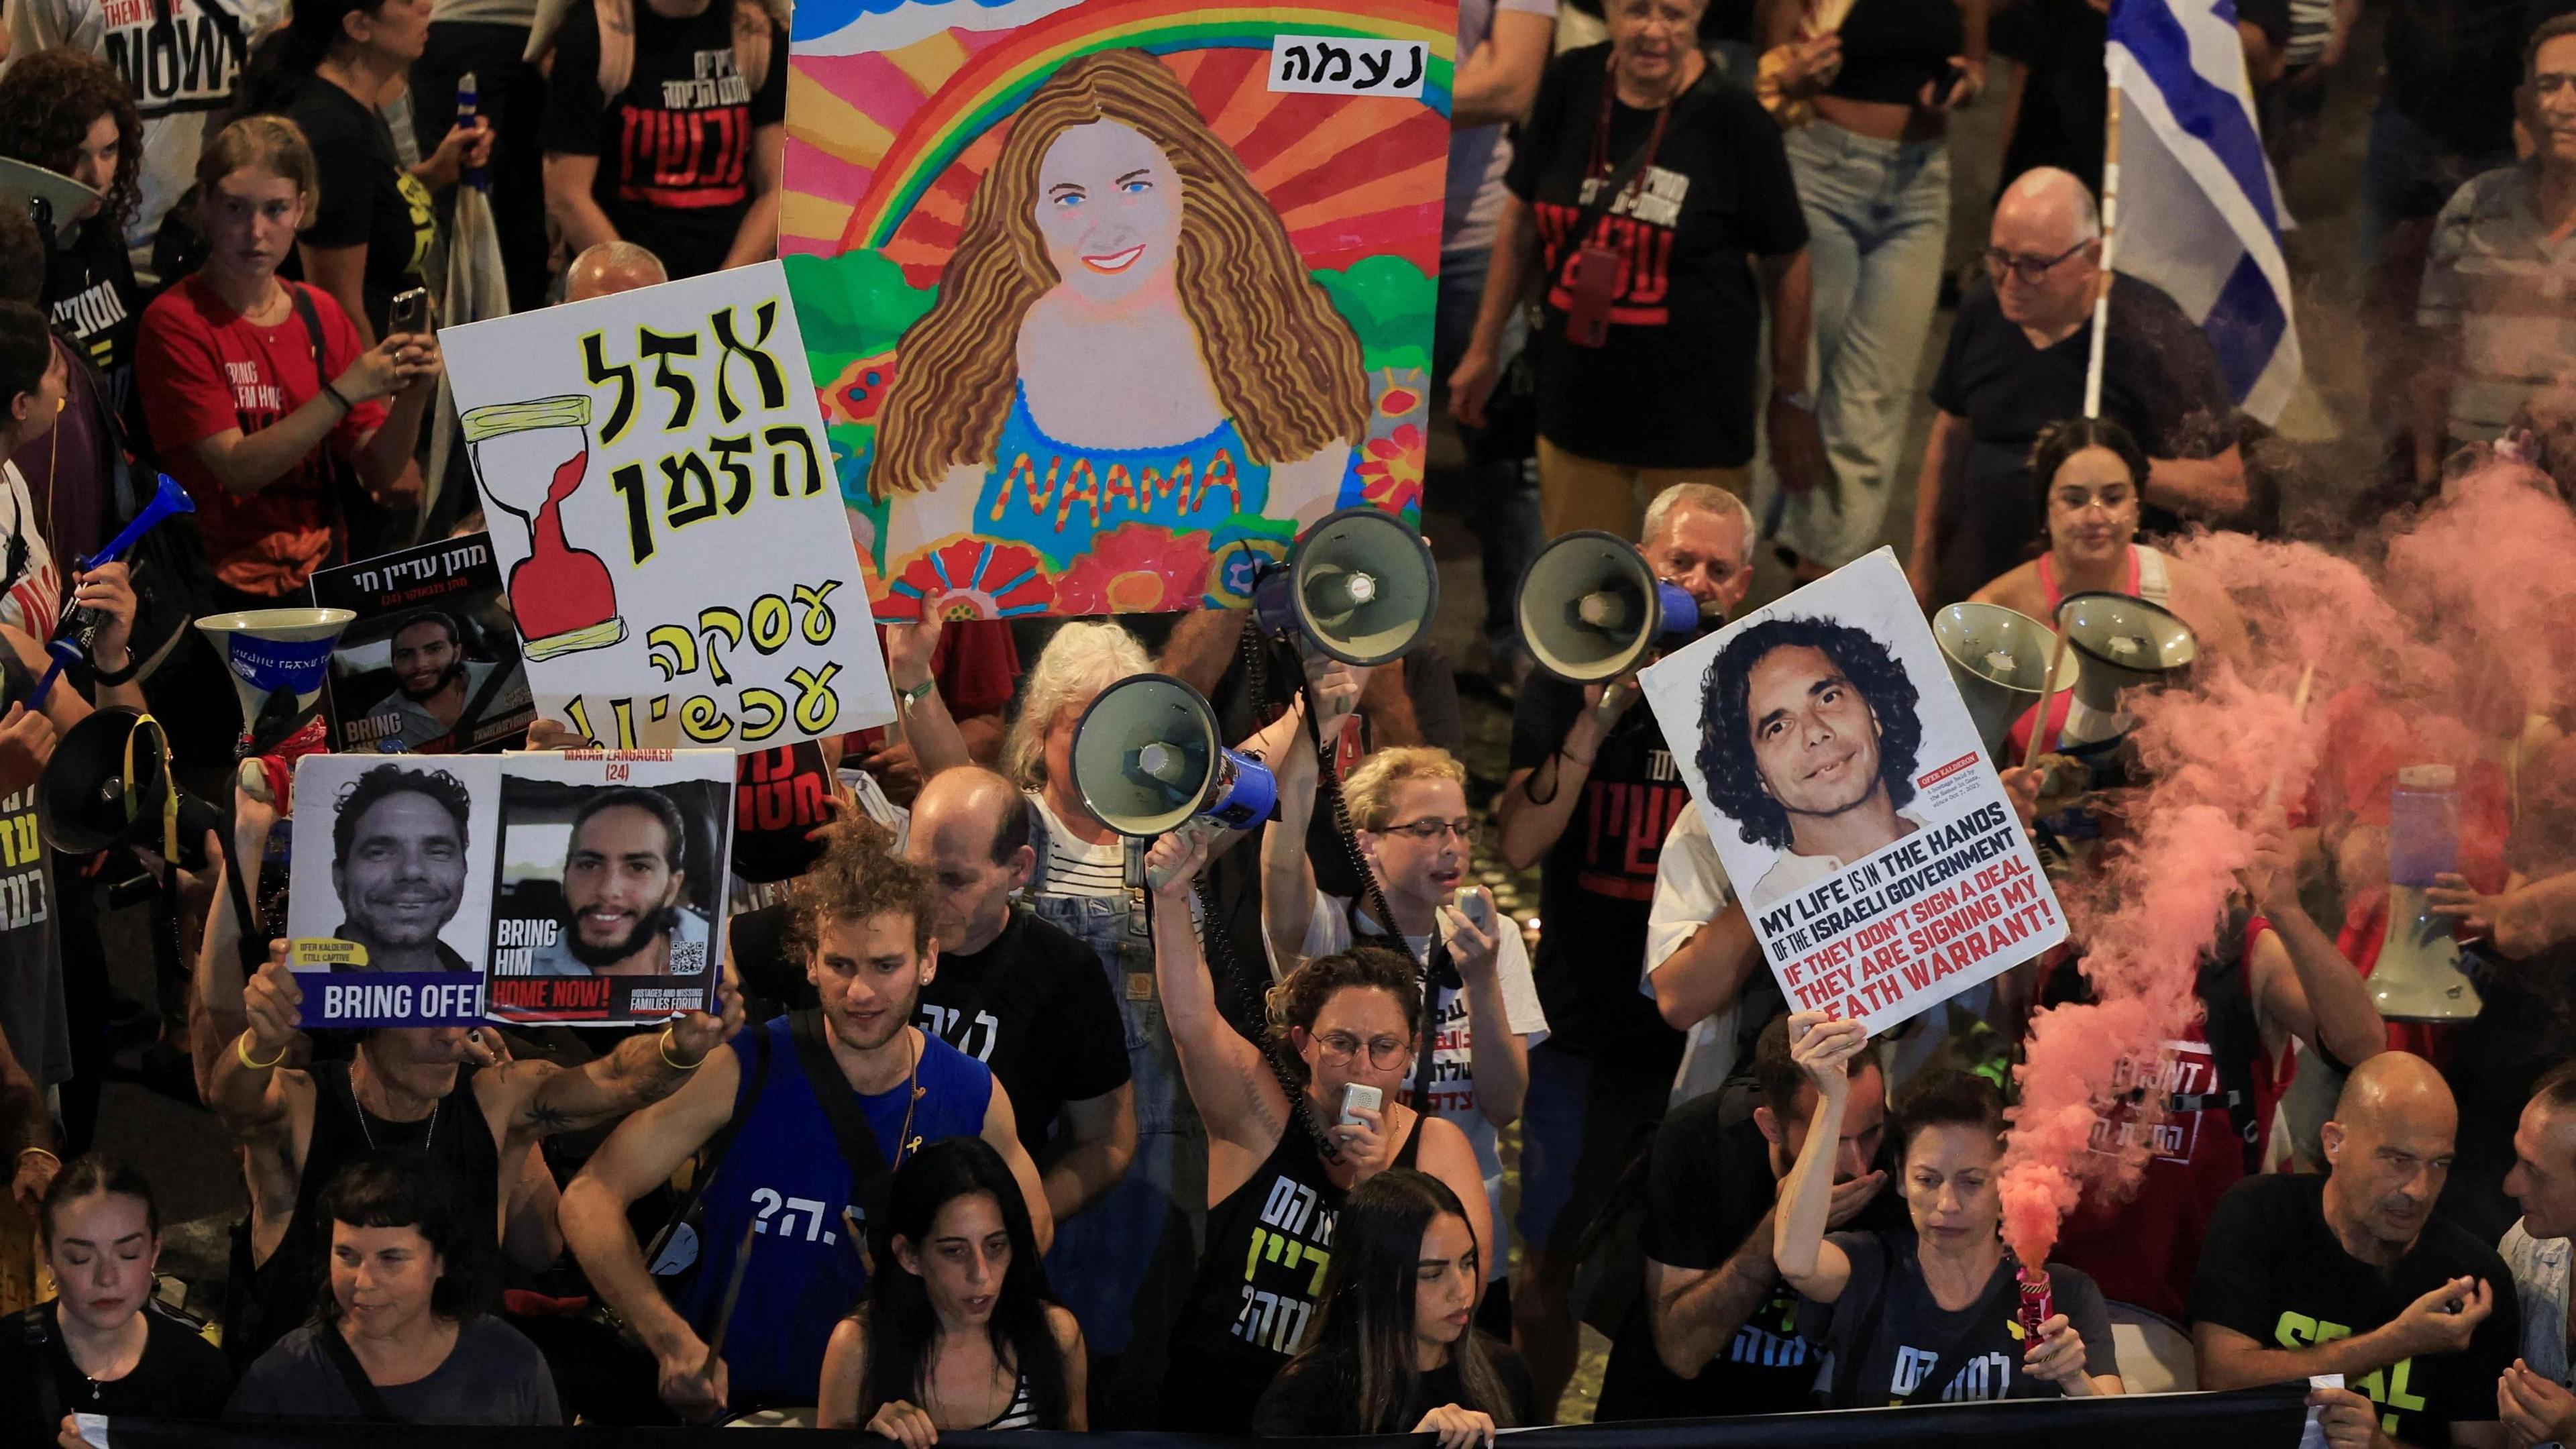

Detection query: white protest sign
xmin=1640 ymin=549 xmax=2067 ymax=1034
xmin=443 ymin=262 xmax=895 ymax=749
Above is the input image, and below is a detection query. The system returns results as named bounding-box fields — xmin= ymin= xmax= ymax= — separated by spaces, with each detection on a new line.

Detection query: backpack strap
xmin=785 ymin=1008 xmax=899 ymax=1217
xmin=315 ymin=1320 xmax=398 ymax=1422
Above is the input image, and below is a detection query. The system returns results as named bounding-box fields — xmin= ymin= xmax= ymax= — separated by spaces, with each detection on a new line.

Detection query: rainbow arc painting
xmin=780 ymin=0 xmax=1454 ymax=620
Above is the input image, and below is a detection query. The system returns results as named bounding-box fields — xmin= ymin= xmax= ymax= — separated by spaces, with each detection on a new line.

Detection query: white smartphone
xmin=1452 ymin=887 xmax=1494 ymax=933
xmin=1338 ymin=1082 xmax=1383 ymax=1126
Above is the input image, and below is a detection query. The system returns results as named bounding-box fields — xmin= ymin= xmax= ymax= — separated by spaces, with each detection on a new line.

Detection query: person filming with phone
xmin=1260 ymin=713 xmax=1546 ymax=1352
xmin=1150 ymin=829 xmax=1491 ymax=1434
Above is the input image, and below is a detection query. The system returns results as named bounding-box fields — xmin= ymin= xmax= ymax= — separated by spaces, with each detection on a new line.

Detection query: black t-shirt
xmin=1250 ymin=1335 xmax=1536 ymax=1436
xmin=46 ymin=217 xmax=144 ymax=397
xmin=2188 ymin=1173 xmax=2520 ymax=1446
xmin=1508 ymin=674 xmax=1691 ymax=1051
xmin=1924 ymin=273 xmax=2235 ymax=604
xmin=0 ymin=1301 xmax=233 ymax=1440
xmin=1801 ymin=1233 xmax=2114 ymax=1407
xmin=1503 ymin=44 xmax=1807 ymax=469
xmin=915 ymin=908 xmax=1132 ymax=1160
xmin=284 ymin=79 xmax=435 ymax=335
xmin=539 ymin=0 xmax=789 ymax=280
xmin=1990 ymin=0 xmax=2106 ymax=198
xmin=1597 ymin=1090 xmax=1908 ymax=1419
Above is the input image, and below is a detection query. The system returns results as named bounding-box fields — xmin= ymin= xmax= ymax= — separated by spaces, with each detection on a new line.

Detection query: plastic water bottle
xmin=2387 ymin=764 xmax=2460 ymax=888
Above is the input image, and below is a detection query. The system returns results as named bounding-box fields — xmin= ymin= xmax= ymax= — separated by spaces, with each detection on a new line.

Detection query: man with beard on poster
xmin=330 ymin=763 xmax=474 ymax=973
xmin=525 ymin=786 xmax=712 ymax=979
xmin=361 ymin=609 xmax=501 ymax=751
xmin=1697 ymin=619 xmax=1927 ymax=915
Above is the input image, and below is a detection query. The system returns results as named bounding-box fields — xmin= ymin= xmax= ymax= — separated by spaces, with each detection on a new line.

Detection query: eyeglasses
xmin=1316 ymin=1031 xmax=1411 ymax=1067
xmin=1980 ymin=239 xmax=2092 ymax=284
xmin=1380 ymin=818 xmax=1477 ymax=843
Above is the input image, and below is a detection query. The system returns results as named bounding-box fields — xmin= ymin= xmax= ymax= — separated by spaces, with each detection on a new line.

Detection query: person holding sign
xmin=1774 ymin=1013 xmax=2121 ymax=1405
xmin=1696 ymin=616 xmax=1927 ymax=916
xmin=196 ymin=890 xmax=743 ymax=1362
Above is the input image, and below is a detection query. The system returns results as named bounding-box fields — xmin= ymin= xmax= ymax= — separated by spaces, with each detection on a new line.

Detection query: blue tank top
xmin=677 ymin=1016 xmax=993 ymax=1408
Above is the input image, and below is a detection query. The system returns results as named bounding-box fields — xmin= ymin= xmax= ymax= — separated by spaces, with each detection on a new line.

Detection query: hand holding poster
xmin=284 ymin=749 xmax=735 ymax=1028
xmin=311 ymin=533 xmax=535 ymax=754
xmin=1639 ymin=550 xmax=2067 ymax=1034
xmin=440 ymin=262 xmax=897 ymax=747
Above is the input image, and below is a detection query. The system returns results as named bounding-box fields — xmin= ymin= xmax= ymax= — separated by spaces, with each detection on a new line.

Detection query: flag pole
xmin=2082 ymin=82 xmax=2123 ymax=419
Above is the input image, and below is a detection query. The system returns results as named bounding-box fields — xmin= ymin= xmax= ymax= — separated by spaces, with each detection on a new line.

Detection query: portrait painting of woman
xmin=869 ymin=48 xmax=1373 ymax=591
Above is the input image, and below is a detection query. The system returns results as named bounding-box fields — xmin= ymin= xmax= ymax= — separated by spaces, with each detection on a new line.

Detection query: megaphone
xmin=42 ymin=474 xmax=198 ymax=684
xmin=1073 ymin=674 xmax=1278 ymax=846
xmin=1516 ymin=531 xmax=1706 ymax=684
xmin=1933 ymin=602 xmax=2066 ymax=759
xmin=2054 ymin=591 xmax=2196 ymax=739
xmin=1249 ymin=508 xmax=1439 ymax=666
xmin=2373 ymin=763 xmax=2483 ymax=1021
xmin=195 ymin=608 xmax=356 ymax=754
xmin=38 ymin=708 xmax=223 ymax=871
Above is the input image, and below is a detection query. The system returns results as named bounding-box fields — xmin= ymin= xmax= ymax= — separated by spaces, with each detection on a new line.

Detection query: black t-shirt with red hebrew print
xmin=1509 ymin=672 xmax=1693 ymax=1051
xmin=1503 ymin=44 xmax=1807 ymax=470
xmin=539 ymin=0 xmax=787 ymax=281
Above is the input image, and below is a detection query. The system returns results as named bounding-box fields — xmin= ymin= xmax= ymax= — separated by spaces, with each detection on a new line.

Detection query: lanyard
xmin=1586 ymin=56 xmax=1676 ymax=222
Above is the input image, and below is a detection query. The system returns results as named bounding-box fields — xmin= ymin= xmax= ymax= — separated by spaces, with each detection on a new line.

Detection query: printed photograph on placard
xmin=1638 ymin=550 xmax=2068 ymax=1036
xmin=283 ymin=753 xmax=504 ymax=1030
xmin=485 ymin=750 xmax=735 ymax=1026
xmin=311 ymin=534 xmax=535 ymax=754
xmin=778 ymin=0 xmax=1452 ymax=619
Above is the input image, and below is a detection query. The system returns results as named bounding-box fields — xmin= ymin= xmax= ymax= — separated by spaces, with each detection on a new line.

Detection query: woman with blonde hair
xmin=136 ymin=115 xmax=440 ymax=605
xmin=873 ymin=49 xmax=1371 ymax=576
xmin=1262 ymin=735 xmax=1546 ymax=1341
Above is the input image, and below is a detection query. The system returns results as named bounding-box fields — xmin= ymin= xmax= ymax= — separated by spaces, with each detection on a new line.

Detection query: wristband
xmin=91 ymin=649 xmax=140 ymax=686
xmin=894 ymin=678 xmax=936 ymax=712
xmin=321 ymin=381 xmax=354 ymax=415
xmin=237 ymin=1030 xmax=288 ymax=1071
xmin=1561 ymin=747 xmax=1596 ymax=769
xmin=16 ymin=1146 xmax=60 ymax=1169
xmin=658 ymin=1025 xmax=705 ymax=1071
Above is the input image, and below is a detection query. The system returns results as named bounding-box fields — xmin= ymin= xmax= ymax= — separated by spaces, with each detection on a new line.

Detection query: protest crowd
xmin=0 ymin=0 xmax=2574 ymax=1444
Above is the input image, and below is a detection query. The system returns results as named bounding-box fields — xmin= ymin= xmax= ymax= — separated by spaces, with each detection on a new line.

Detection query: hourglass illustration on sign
xmin=462 ymin=395 xmax=628 ymax=661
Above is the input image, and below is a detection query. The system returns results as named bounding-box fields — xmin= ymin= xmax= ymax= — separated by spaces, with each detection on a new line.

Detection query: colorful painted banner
xmin=780 ymin=0 xmax=1452 ymax=620
xmin=441 ymin=263 xmax=898 ymax=749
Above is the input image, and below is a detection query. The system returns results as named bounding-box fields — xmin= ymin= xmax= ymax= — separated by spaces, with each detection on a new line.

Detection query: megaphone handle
xmin=2022 ymin=632 xmax=2073 ymax=772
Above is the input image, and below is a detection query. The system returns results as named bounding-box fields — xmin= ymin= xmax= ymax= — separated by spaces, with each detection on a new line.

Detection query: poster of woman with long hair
xmin=782 ymin=0 xmax=1454 ymax=620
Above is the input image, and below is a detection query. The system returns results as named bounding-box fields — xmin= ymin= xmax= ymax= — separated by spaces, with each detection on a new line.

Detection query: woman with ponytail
xmin=1252 ymin=1169 xmax=1534 ymax=1444
xmin=237 ymin=0 xmax=488 ymax=343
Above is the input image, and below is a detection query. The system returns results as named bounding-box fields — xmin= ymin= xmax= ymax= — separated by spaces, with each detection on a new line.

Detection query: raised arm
xmin=1148 ymin=831 xmax=1289 ymax=1157
xmin=484 ymin=975 xmax=746 ymax=1152
xmin=877 ymin=618 xmax=973 ymax=784
xmin=1497 ymin=682 xmax=1635 ymax=871
xmin=1772 ymin=1013 xmax=1866 ymax=1300
xmin=1259 ymin=663 xmax=1362 ymax=973
xmin=559 ymin=1049 xmax=748 ymax=1421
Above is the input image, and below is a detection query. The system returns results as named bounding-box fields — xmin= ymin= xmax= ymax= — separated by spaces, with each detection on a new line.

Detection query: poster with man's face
xmin=485 ymin=750 xmax=736 ymax=1026
xmin=1639 ymin=550 xmax=2069 ymax=1036
xmin=284 ymin=755 xmax=504 ymax=1028
xmin=311 ymin=534 xmax=535 ymax=754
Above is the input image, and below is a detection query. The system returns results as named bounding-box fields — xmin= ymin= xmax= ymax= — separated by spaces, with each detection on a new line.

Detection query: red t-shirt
xmin=2048 ymin=992 xmax=2272 ymax=1323
xmin=136 ymin=277 xmax=384 ymax=596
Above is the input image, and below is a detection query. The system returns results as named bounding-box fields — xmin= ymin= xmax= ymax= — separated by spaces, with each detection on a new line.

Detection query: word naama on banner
xmin=442 ymin=262 xmax=896 ymax=748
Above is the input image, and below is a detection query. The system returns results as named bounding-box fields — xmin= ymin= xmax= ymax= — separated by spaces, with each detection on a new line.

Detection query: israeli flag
xmin=2107 ymin=0 xmax=2302 ymax=424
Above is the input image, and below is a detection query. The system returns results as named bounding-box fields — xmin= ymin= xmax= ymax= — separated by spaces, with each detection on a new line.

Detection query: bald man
xmin=1909 ymin=166 xmax=2248 ymax=608
xmin=564 ymin=241 xmax=667 ymax=303
xmin=2191 ymin=1053 xmax=2520 ymax=1448
xmin=904 ymin=765 xmax=1135 ymax=1223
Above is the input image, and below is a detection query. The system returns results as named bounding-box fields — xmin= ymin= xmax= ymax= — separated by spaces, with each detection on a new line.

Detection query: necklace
xmin=892 ymin=1028 xmax=924 ymax=1164
xmin=353 ymin=1073 xmax=439 ymax=1152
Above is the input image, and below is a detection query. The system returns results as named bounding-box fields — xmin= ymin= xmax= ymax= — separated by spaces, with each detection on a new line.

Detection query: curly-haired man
xmin=1697 ymin=616 xmax=1925 ymax=912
